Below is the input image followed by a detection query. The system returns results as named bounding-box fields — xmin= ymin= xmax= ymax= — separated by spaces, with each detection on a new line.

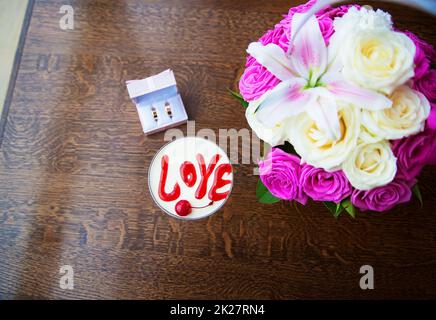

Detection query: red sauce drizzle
xmin=180 ymin=161 xmax=197 ymax=187
xmin=195 ymin=153 xmax=221 ymax=200
xmin=158 ymin=155 xmax=181 ymax=202
xmin=209 ymin=163 xmax=232 ymax=201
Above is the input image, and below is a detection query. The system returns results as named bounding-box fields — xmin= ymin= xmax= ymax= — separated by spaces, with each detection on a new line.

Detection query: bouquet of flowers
xmin=233 ymin=0 xmax=436 ymax=216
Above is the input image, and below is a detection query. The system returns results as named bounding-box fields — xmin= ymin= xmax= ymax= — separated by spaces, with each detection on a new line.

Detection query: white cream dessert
xmin=148 ymin=137 xmax=233 ymax=219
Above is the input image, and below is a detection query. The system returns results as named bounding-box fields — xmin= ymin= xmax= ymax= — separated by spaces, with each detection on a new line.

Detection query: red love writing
xmin=158 ymin=153 xmax=232 ymax=203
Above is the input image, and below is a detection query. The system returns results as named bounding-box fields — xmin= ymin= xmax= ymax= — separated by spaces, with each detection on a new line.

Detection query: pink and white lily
xmin=247 ymin=13 xmax=392 ymax=140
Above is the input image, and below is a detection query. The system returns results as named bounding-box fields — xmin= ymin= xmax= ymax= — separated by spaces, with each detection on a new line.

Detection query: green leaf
xmin=341 ymin=198 xmax=356 ymax=218
xmin=323 ymin=201 xmax=336 ymax=216
xmin=323 ymin=201 xmax=344 ymax=218
xmin=335 ymin=202 xmax=345 ymax=218
xmin=412 ymin=184 xmax=423 ymax=207
xmin=256 ymin=179 xmax=281 ymax=204
xmin=228 ymin=89 xmax=249 ymax=108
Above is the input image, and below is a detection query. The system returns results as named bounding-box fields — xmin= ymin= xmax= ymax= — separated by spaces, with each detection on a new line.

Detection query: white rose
xmin=330 ymin=7 xmax=415 ymax=95
xmin=288 ymin=103 xmax=360 ymax=171
xmin=333 ymin=6 xmax=393 ymax=32
xmin=342 ymin=140 xmax=397 ymax=190
xmin=246 ymin=95 xmax=288 ymax=146
xmin=362 ymin=85 xmax=430 ymax=140
xmin=359 ymin=125 xmax=383 ymax=144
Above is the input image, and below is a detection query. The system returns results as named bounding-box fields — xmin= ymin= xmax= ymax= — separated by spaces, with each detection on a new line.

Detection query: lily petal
xmin=325 ymin=74 xmax=392 ymax=110
xmin=245 ymin=98 xmax=289 ymax=147
xmin=290 ymin=13 xmax=327 ymax=84
xmin=305 ymin=87 xmax=341 ymax=141
xmin=247 ymin=42 xmax=295 ymax=81
xmin=255 ymin=78 xmax=309 ymax=128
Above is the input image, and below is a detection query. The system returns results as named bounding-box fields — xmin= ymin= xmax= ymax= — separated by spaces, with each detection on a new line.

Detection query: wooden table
xmin=0 ymin=0 xmax=435 ymax=299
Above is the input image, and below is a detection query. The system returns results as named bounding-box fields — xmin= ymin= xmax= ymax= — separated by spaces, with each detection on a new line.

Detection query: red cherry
xmin=175 ymin=200 xmax=192 ymax=216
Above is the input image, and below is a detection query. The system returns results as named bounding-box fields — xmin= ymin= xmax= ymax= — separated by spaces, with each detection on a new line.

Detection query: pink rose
xmin=259 ymin=25 xmax=289 ymax=51
xmin=351 ymin=180 xmax=412 ymax=212
xmin=414 ymin=70 xmax=436 ymax=103
xmin=405 ymin=31 xmax=435 ymax=80
xmin=316 ymin=5 xmax=358 ymax=43
xmin=239 ymin=25 xmax=287 ymax=101
xmin=300 ymin=165 xmax=352 ymax=203
xmin=315 ymin=6 xmax=358 ymax=44
xmin=239 ymin=62 xmax=280 ymax=101
xmin=258 ymin=148 xmax=307 ymax=204
xmin=392 ymin=129 xmax=436 ymax=181
xmin=278 ymin=1 xmax=350 ymax=45
xmin=316 ymin=15 xmax=334 ymax=44
xmin=324 ymin=5 xmax=358 ymax=18
xmin=287 ymin=0 xmax=328 ymax=16
xmin=427 ymin=104 xmax=436 ymax=130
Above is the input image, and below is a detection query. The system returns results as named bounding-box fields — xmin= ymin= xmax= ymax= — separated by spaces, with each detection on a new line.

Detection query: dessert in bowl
xmin=148 ymin=137 xmax=233 ymax=220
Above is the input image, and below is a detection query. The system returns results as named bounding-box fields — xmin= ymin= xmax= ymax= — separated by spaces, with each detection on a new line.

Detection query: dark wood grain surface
xmin=0 ymin=0 xmax=435 ymax=299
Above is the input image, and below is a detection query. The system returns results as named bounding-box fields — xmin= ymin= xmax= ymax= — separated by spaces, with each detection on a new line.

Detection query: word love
xmin=158 ymin=153 xmax=232 ymax=203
